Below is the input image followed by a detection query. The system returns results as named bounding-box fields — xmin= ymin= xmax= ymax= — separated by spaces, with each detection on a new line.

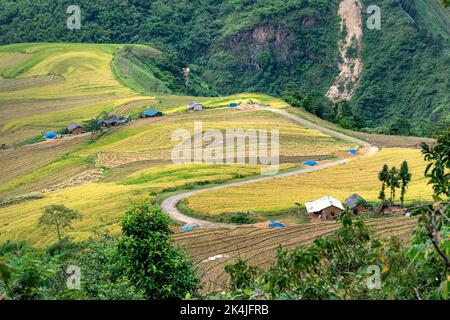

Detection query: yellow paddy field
xmin=75 ymin=108 xmax=355 ymax=166
xmin=0 ymin=163 xmax=293 ymax=247
xmin=185 ymin=148 xmax=435 ymax=215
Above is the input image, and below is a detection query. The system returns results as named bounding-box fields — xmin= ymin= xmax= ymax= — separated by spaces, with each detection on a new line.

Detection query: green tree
xmin=411 ymin=128 xmax=450 ymax=298
xmin=82 ymin=119 xmax=102 ymax=133
xmin=399 ymin=161 xmax=412 ymax=207
xmin=117 ymin=201 xmax=200 ymax=299
xmin=225 ymin=259 xmax=260 ymax=291
xmin=421 ymin=128 xmax=450 ymax=197
xmin=378 ymin=164 xmax=389 ymax=202
xmin=39 ymin=205 xmax=82 ymax=241
xmin=387 ymin=167 xmax=400 ymax=205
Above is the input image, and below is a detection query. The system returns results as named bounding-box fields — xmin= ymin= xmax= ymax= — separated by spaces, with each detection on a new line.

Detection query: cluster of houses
xmin=305 ymin=194 xmax=370 ymax=220
xmin=187 ymin=100 xmax=250 ymax=112
xmin=64 ymin=114 xmax=132 ymax=136
xmin=45 ymin=109 xmax=165 ymax=140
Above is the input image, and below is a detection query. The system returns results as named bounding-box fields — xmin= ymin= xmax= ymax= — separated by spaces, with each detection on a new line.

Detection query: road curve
xmin=161 ymin=107 xmax=378 ymax=228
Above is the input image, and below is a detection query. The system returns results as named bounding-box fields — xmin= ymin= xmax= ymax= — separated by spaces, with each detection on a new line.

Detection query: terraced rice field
xmin=75 ymin=108 xmax=355 ymax=167
xmin=0 ymin=42 xmax=292 ymax=145
xmin=0 ymin=43 xmax=155 ymax=144
xmin=0 ymin=135 xmax=89 ymax=196
xmin=186 ymin=148 xmax=435 ymax=215
xmin=174 ymin=216 xmax=418 ymax=292
xmin=0 ymin=162 xmax=295 ymax=246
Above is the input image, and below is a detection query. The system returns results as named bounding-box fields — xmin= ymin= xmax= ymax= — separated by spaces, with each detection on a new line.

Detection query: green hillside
xmin=0 ymin=0 xmax=449 ymax=137
xmin=353 ymin=0 xmax=450 ymax=136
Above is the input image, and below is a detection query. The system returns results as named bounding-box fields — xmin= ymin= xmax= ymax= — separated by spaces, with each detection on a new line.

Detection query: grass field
xmin=185 ymin=148 xmax=435 ymax=215
xmin=174 ymin=216 xmax=418 ymax=292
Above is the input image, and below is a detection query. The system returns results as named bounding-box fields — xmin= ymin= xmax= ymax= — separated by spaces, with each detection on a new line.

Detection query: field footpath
xmin=162 ymin=106 xmax=378 ymax=228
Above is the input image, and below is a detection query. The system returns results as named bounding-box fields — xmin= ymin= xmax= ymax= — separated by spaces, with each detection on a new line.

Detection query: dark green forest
xmin=0 ymin=0 xmax=449 ymax=136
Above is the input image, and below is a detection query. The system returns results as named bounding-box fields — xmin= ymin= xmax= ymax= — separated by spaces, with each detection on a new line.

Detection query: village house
xmin=67 ymin=123 xmax=85 ymax=135
xmin=345 ymin=194 xmax=369 ymax=215
xmin=305 ymin=196 xmax=344 ymax=220
xmin=99 ymin=115 xmax=130 ymax=127
xmin=141 ymin=109 xmax=163 ymax=118
xmin=187 ymin=101 xmax=203 ymax=112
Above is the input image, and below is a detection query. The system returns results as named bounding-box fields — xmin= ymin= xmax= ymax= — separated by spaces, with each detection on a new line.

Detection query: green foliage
xmin=39 ymin=205 xmax=82 ymax=241
xmin=378 ymin=162 xmax=412 ymax=206
xmin=387 ymin=167 xmax=401 ymax=206
xmin=113 ymin=46 xmax=216 ymax=96
xmin=216 ymin=210 xmax=448 ymax=300
xmin=117 ymin=201 xmax=201 ymax=299
xmin=76 ymin=238 xmax=144 ymax=300
xmin=421 ymin=127 xmax=450 ymax=197
xmin=15 ymin=134 xmax=46 ymax=148
xmin=378 ymin=164 xmax=389 ymax=202
xmin=229 ymin=212 xmax=257 ymax=225
xmin=82 ymin=119 xmax=102 ymax=133
xmin=353 ymin=0 xmax=450 ymax=136
xmin=399 ymin=161 xmax=412 ymax=207
xmin=225 ymin=259 xmax=260 ymax=290
xmin=0 ymin=242 xmax=56 ymax=300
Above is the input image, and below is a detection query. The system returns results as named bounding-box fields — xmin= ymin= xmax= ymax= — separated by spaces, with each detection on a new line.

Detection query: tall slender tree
xmin=387 ymin=167 xmax=400 ymax=205
xmin=399 ymin=161 xmax=412 ymax=207
xmin=378 ymin=164 xmax=389 ymax=202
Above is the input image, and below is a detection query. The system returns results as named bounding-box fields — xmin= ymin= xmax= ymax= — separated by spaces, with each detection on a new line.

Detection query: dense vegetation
xmin=353 ymin=0 xmax=450 ymax=136
xmin=1 ymin=0 xmax=448 ymax=136
xmin=0 ymin=202 xmax=200 ymax=300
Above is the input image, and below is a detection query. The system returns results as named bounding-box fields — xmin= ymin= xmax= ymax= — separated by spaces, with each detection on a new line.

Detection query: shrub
xmin=230 ymin=212 xmax=257 ymax=224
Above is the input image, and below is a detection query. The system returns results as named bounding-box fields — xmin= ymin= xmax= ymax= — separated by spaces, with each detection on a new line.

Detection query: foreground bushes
xmin=0 ymin=202 xmax=200 ymax=300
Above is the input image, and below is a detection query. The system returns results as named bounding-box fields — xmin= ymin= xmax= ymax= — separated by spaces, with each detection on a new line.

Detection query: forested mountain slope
xmin=0 ymin=0 xmax=448 ymax=136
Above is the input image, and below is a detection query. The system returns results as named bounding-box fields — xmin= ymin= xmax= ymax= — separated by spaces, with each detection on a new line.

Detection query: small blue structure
xmin=346 ymin=149 xmax=358 ymax=155
xmin=303 ymin=161 xmax=318 ymax=166
xmin=182 ymin=224 xmax=200 ymax=232
xmin=268 ymin=221 xmax=285 ymax=229
xmin=141 ymin=109 xmax=163 ymax=118
xmin=230 ymin=102 xmax=238 ymax=107
xmin=44 ymin=132 xmax=57 ymax=140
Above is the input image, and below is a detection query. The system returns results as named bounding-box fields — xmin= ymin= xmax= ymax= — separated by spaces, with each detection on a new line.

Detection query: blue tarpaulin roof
xmin=303 ymin=161 xmax=318 ymax=166
xmin=142 ymin=109 xmax=162 ymax=117
xmin=182 ymin=224 xmax=200 ymax=232
xmin=268 ymin=221 xmax=285 ymax=229
xmin=346 ymin=149 xmax=358 ymax=155
xmin=44 ymin=132 xmax=57 ymax=139
xmin=230 ymin=102 xmax=238 ymax=107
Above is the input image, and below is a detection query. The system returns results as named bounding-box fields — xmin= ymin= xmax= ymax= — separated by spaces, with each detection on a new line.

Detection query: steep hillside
xmin=352 ymin=0 xmax=450 ymax=136
xmin=0 ymin=0 xmax=448 ymax=136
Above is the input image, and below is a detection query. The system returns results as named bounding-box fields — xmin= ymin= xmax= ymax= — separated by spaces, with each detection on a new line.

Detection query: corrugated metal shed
xmin=345 ymin=194 xmax=367 ymax=209
xmin=305 ymin=196 xmax=344 ymax=214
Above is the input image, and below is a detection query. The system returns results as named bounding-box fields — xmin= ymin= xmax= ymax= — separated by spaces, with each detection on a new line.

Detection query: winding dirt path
xmin=161 ymin=107 xmax=378 ymax=228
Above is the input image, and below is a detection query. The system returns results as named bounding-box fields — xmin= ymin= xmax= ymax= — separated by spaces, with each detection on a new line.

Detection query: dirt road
xmin=160 ymin=107 xmax=378 ymax=228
